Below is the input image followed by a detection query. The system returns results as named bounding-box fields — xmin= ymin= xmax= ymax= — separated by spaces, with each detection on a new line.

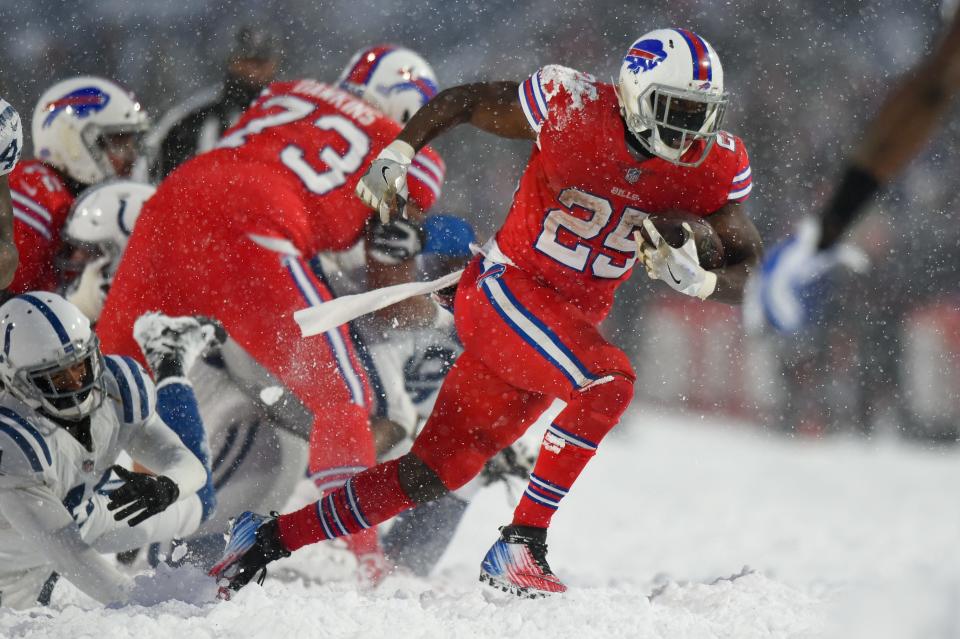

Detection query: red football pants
xmin=98 ymin=180 xmax=376 ymax=482
xmin=278 ymin=256 xmax=636 ymax=550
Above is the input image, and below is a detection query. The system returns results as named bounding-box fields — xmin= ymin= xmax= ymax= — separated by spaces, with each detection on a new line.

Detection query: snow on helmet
xmin=0 ymin=99 xmax=23 ymax=176
xmin=32 ymin=76 xmax=149 ymax=185
xmin=0 ymin=293 xmax=104 ymax=421
xmin=63 ymin=179 xmax=155 ymax=279
xmin=617 ymin=29 xmax=727 ymax=167
xmin=337 ymin=45 xmax=438 ymax=124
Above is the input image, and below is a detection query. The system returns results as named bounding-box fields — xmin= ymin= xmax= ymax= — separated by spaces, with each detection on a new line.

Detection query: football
xmin=637 ymin=211 xmax=726 ymax=270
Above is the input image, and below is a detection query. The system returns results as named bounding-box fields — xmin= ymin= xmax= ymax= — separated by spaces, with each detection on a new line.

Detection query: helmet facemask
xmin=624 ymin=83 xmax=727 ymax=168
xmin=10 ymin=334 xmax=105 ymax=422
xmin=79 ymin=122 xmax=147 ymax=182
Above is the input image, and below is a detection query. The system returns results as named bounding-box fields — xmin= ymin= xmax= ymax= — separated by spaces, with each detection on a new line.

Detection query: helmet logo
xmin=625 ymin=39 xmax=668 ymax=74
xmin=42 ymin=87 xmax=111 ymax=129
xmin=379 ymin=73 xmax=438 ymax=103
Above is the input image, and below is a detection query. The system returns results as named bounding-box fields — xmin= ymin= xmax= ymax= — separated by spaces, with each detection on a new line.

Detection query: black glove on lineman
xmin=368 ymin=217 xmax=425 ymax=264
xmin=107 ymin=465 xmax=180 ymax=526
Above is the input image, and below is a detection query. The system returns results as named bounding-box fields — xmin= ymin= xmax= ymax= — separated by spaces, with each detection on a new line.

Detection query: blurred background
xmin=1 ymin=0 xmax=957 ymax=440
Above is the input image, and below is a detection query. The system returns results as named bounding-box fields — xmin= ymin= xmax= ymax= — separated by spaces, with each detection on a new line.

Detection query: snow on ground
xmin=3 ymin=404 xmax=959 ymax=638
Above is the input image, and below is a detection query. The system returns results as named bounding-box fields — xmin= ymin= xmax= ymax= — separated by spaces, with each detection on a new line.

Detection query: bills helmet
xmin=63 ymin=180 xmax=155 ymax=280
xmin=337 ymin=45 xmax=439 ymax=124
xmin=0 ymin=293 xmax=104 ymax=422
xmin=617 ymin=29 xmax=727 ymax=167
xmin=32 ymin=76 xmax=149 ymax=185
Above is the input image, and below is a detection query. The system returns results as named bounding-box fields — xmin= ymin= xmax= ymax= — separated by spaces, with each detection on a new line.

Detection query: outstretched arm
xmin=356 ymin=82 xmax=534 ymax=220
xmin=395 ymin=82 xmax=536 ymax=150
xmin=0 ymin=485 xmax=133 ymax=606
xmin=820 ymin=13 xmax=960 ymax=248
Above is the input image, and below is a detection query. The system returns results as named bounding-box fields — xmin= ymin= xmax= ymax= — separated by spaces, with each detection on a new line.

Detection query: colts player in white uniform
xmin=0 ymin=293 xmax=208 ymax=609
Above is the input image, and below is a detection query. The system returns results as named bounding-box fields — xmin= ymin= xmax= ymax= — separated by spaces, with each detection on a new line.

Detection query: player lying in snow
xmin=0 ymin=294 xmax=216 ymax=609
xmin=211 ymin=28 xmax=764 ymax=598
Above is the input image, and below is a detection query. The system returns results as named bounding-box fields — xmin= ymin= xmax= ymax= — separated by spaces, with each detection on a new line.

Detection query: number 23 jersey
xmin=210 ymin=79 xmax=445 ymax=254
xmin=496 ymin=65 xmax=753 ymax=323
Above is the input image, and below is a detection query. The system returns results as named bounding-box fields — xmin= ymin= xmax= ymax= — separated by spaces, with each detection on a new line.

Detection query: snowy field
xmin=2 ymin=404 xmax=959 ymax=639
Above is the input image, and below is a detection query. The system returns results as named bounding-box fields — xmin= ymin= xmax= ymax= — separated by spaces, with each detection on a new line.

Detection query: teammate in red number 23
xmin=211 ymin=28 xmax=764 ymax=598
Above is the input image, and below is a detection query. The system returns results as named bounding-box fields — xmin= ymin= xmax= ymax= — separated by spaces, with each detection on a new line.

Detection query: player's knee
xmin=398 ymin=453 xmax=449 ymax=505
xmin=581 ymin=372 xmax=635 ymax=417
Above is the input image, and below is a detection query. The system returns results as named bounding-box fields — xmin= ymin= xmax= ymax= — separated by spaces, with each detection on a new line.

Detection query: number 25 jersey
xmin=496 ymin=65 xmax=753 ymax=323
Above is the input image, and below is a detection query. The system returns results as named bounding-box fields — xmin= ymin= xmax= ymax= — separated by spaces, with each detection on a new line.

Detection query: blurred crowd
xmin=1 ymin=0 xmax=957 ymax=438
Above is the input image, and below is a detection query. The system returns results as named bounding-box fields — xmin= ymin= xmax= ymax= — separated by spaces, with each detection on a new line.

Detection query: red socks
xmin=278 ymin=457 xmax=415 ymax=552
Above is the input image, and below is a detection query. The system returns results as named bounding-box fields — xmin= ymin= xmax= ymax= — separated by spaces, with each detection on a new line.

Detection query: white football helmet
xmin=0 ymin=99 xmax=23 ymax=176
xmin=337 ymin=45 xmax=438 ymax=123
xmin=617 ymin=29 xmax=727 ymax=167
xmin=0 ymin=293 xmax=104 ymax=422
xmin=63 ymin=180 xmax=155 ymax=279
xmin=32 ymin=77 xmax=149 ymax=185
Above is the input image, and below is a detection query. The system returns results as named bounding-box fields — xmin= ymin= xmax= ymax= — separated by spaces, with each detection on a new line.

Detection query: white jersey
xmin=0 ymin=99 xmax=22 ymax=176
xmin=0 ymin=355 xmax=205 ymax=609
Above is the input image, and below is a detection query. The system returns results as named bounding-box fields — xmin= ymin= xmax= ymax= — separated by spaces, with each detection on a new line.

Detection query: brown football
xmin=638 ymin=211 xmax=726 ymax=270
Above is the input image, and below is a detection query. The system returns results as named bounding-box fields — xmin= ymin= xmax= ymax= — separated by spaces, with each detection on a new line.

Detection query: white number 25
xmin=534 ymin=188 xmax=648 ymax=279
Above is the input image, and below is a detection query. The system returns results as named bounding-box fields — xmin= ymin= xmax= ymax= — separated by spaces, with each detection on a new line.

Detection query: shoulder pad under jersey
xmin=0 ymin=404 xmax=52 ymax=488
xmin=102 ymin=355 xmax=156 ymax=425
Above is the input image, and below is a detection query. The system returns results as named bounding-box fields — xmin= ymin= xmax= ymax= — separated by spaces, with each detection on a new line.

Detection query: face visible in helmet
xmin=98 ymin=132 xmax=141 ymax=178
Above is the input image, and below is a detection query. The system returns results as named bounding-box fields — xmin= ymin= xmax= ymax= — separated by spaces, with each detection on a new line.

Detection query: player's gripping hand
xmin=368 ymin=217 xmax=425 ymax=264
xmin=107 ymin=465 xmax=180 ymax=526
xmin=637 ymin=219 xmax=717 ymax=300
xmin=356 ymin=140 xmax=416 ymax=223
xmin=743 ymin=219 xmax=868 ymax=334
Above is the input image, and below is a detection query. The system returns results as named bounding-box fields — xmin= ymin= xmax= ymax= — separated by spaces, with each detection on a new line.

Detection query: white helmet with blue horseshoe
xmin=337 ymin=45 xmax=439 ymax=124
xmin=64 ymin=179 xmax=156 ymax=279
xmin=0 ymin=293 xmax=104 ymax=421
xmin=617 ymin=28 xmax=727 ymax=167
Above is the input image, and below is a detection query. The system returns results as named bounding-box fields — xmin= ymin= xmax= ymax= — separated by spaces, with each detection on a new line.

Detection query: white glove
xmin=355 ymin=140 xmax=415 ymax=223
xmin=636 ymin=219 xmax=718 ymax=300
xmin=64 ymin=256 xmax=111 ymax=321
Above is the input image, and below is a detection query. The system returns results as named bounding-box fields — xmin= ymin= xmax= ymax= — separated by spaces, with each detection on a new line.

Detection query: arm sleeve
xmin=125 ymin=412 xmax=206 ymax=498
xmin=0 ymin=485 xmax=132 ymax=605
xmin=726 ymin=139 xmax=753 ymax=204
xmin=407 ymin=148 xmax=445 ymax=211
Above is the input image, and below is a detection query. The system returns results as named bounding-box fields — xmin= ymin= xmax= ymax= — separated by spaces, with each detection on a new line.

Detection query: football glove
xmin=356 ymin=140 xmax=415 ymax=223
xmin=637 ymin=219 xmax=717 ymax=300
xmin=368 ymin=217 xmax=425 ymax=265
xmin=743 ymin=218 xmax=868 ymax=334
xmin=107 ymin=465 xmax=180 ymax=527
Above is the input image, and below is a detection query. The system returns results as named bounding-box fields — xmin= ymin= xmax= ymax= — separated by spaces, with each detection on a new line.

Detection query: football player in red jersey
xmin=97 ymin=46 xmax=445 ymax=579
xmin=210 ymin=29 xmax=763 ymax=598
xmin=5 ymin=77 xmax=148 ymax=296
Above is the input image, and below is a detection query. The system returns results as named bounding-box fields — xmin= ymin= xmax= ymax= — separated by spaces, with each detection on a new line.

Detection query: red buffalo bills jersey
xmin=498 ymin=65 xmax=752 ymax=322
xmin=213 ymin=79 xmax=445 ymax=253
xmin=6 ymin=160 xmax=77 ymax=293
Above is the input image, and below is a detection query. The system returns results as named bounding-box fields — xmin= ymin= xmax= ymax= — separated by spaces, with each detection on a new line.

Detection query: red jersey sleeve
xmin=518 ymin=65 xmax=600 ymax=140
xmin=407 ymin=146 xmax=445 ymax=211
xmin=7 ymin=161 xmax=74 ymax=293
xmin=725 ymin=135 xmax=753 ymax=204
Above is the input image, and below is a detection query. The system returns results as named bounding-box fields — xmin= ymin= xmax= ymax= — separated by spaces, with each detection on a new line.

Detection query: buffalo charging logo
xmin=625 ymin=39 xmax=668 ymax=74
xmin=42 ymin=87 xmax=111 ymax=129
